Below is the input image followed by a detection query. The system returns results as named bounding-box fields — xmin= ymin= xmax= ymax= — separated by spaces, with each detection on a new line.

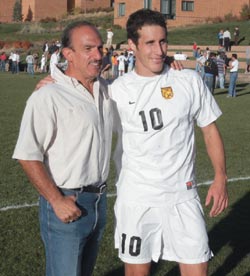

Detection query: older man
xmin=13 ymin=21 xmax=114 ymax=276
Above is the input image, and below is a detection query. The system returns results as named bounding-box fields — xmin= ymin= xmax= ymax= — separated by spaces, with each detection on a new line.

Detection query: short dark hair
xmin=209 ymin=52 xmax=216 ymax=58
xmin=126 ymin=9 xmax=167 ymax=45
xmin=232 ymin=53 xmax=237 ymax=59
xmin=61 ymin=21 xmax=97 ymax=49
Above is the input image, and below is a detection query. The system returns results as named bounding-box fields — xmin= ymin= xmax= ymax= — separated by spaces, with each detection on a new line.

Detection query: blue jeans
xmin=11 ymin=61 xmax=17 ymax=74
xmin=0 ymin=60 xmax=5 ymax=71
xmin=217 ymin=73 xmax=225 ymax=89
xmin=228 ymin=72 xmax=238 ymax=97
xmin=39 ymin=189 xmax=107 ymax=276
xmin=27 ymin=63 xmax=34 ymax=75
xmin=205 ymin=73 xmax=215 ymax=94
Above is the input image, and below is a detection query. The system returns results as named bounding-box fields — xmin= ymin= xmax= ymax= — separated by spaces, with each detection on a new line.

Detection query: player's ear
xmin=128 ymin=39 xmax=136 ymax=52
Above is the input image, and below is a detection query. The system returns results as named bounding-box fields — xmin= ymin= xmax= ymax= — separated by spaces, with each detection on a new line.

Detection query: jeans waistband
xmin=62 ymin=182 xmax=107 ymax=194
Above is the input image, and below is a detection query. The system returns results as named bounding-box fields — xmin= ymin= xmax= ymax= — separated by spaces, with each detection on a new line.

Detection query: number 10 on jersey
xmin=139 ymin=108 xmax=163 ymax=131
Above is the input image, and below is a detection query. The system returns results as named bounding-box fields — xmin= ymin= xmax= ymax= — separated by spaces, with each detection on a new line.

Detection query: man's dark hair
xmin=232 ymin=53 xmax=237 ymax=59
xmin=126 ymin=9 xmax=167 ymax=45
xmin=209 ymin=52 xmax=216 ymax=58
xmin=61 ymin=21 xmax=97 ymax=49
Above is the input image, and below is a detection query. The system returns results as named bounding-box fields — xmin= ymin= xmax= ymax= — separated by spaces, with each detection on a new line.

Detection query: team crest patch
xmin=161 ymin=87 xmax=174 ymax=99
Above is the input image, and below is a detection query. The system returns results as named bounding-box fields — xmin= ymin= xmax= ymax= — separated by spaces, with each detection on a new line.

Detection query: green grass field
xmin=0 ymin=71 xmax=250 ymax=276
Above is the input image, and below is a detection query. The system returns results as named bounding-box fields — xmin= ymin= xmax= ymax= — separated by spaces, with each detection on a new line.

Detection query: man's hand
xmin=18 ymin=160 xmax=82 ymax=224
xmin=51 ymin=194 xmax=82 ymax=223
xmin=205 ymin=178 xmax=228 ymax=217
xmin=35 ymin=75 xmax=54 ymax=91
xmin=165 ymin=56 xmax=184 ymax=70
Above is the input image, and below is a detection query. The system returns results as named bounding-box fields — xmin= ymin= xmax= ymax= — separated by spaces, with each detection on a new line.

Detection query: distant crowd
xmin=192 ymin=26 xmax=250 ymax=97
xmin=0 ymin=25 xmax=249 ymax=98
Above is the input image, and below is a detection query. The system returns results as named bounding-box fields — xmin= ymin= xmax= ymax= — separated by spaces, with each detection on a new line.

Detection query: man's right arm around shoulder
xmin=18 ymin=160 xmax=81 ymax=223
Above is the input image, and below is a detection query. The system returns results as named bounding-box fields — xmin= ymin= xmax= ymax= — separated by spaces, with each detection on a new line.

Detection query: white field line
xmin=1 ymin=176 xmax=250 ymax=212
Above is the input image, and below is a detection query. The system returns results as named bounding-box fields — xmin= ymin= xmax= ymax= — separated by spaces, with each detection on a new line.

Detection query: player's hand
xmin=165 ymin=56 xmax=184 ymax=70
xmin=205 ymin=178 xmax=228 ymax=217
xmin=34 ymin=75 xmax=55 ymax=91
xmin=51 ymin=195 xmax=82 ymax=223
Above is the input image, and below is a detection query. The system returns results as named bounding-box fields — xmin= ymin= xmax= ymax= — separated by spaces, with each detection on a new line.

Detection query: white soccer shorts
xmin=114 ymin=196 xmax=213 ymax=264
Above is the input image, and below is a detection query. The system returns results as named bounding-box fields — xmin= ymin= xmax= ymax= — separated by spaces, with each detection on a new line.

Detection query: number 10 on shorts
xmin=121 ymin=233 xmax=142 ymax=256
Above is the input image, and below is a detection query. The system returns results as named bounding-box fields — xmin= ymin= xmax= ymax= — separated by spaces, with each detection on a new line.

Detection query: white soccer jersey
xmin=110 ymin=66 xmax=222 ymax=206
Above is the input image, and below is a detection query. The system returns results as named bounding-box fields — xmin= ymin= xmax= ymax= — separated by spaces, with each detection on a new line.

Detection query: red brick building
xmin=0 ymin=0 xmax=113 ymax=22
xmin=114 ymin=0 xmax=250 ymax=28
xmin=0 ymin=0 xmax=16 ymax=22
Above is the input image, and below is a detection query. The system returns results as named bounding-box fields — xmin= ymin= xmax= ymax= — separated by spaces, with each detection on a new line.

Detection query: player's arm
xmin=18 ymin=160 xmax=81 ymax=223
xmin=201 ymin=122 xmax=228 ymax=217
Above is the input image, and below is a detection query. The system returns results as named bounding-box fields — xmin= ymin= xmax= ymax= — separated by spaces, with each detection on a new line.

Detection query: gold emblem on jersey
xmin=161 ymin=87 xmax=173 ymax=99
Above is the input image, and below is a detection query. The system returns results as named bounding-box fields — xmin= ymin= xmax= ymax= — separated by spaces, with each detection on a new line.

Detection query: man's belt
xmin=75 ymin=182 xmax=107 ymax=194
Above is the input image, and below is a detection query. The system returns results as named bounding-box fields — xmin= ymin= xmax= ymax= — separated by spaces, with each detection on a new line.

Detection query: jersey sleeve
xmin=193 ymin=73 xmax=222 ymax=128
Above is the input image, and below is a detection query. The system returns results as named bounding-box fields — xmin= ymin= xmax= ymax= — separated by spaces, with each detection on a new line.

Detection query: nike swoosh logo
xmin=129 ymin=101 xmax=135 ymax=104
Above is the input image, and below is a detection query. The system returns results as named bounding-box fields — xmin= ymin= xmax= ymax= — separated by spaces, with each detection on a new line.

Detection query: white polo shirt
xmin=13 ymin=67 xmax=114 ymax=189
xmin=230 ymin=59 xmax=239 ymax=73
xmin=110 ymin=66 xmax=222 ymax=206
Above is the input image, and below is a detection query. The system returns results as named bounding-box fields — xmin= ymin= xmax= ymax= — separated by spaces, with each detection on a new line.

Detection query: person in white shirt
xmin=11 ymin=51 xmax=18 ymax=74
xmin=110 ymin=9 xmax=228 ymax=276
xmin=223 ymin=28 xmax=231 ymax=52
xmin=228 ymin=53 xmax=239 ymax=97
xmin=49 ymin=46 xmax=60 ymax=75
xmin=25 ymin=51 xmax=34 ymax=76
xmin=13 ymin=21 xmax=114 ymax=276
xmin=40 ymin=54 xmax=46 ymax=73
xmin=197 ymin=50 xmax=208 ymax=80
xmin=106 ymin=28 xmax=114 ymax=47
xmin=117 ymin=52 xmax=128 ymax=76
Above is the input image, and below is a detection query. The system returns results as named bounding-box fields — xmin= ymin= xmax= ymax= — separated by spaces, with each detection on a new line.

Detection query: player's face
xmin=64 ymin=26 xmax=103 ymax=82
xmin=129 ymin=25 xmax=167 ymax=77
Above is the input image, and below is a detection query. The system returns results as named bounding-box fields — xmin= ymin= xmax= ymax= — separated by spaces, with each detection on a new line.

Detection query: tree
xmin=25 ymin=5 xmax=33 ymax=22
xmin=12 ymin=0 xmax=22 ymax=22
xmin=240 ymin=4 xmax=250 ymax=20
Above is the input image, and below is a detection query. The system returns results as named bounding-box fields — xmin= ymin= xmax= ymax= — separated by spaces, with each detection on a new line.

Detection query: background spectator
xmin=101 ymin=48 xmax=111 ymax=80
xmin=218 ymin=29 xmax=224 ymax=47
xmin=228 ymin=53 xmax=239 ymax=97
xmin=216 ymin=52 xmax=226 ymax=89
xmin=0 ymin=52 xmax=7 ymax=72
xmin=223 ymin=28 xmax=231 ymax=52
xmin=192 ymin=41 xmax=197 ymax=57
xmin=49 ymin=46 xmax=60 ymax=76
xmin=197 ymin=50 xmax=208 ymax=80
xmin=26 ymin=51 xmax=34 ymax=76
xmin=40 ymin=54 xmax=46 ymax=73
xmin=245 ymin=43 xmax=250 ymax=73
xmin=106 ymin=28 xmax=114 ymax=48
xmin=117 ymin=52 xmax=127 ymax=76
xmin=204 ymin=52 xmax=218 ymax=94
xmin=234 ymin=26 xmax=240 ymax=46
xmin=111 ymin=51 xmax=119 ymax=79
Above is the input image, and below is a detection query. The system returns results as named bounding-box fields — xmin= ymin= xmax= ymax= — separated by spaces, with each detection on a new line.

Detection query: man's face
xmin=129 ymin=25 xmax=167 ymax=77
xmin=65 ymin=26 xmax=103 ymax=81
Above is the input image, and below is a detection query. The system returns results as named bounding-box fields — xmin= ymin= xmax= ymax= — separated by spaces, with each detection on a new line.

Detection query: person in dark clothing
xmin=204 ymin=52 xmax=218 ymax=94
